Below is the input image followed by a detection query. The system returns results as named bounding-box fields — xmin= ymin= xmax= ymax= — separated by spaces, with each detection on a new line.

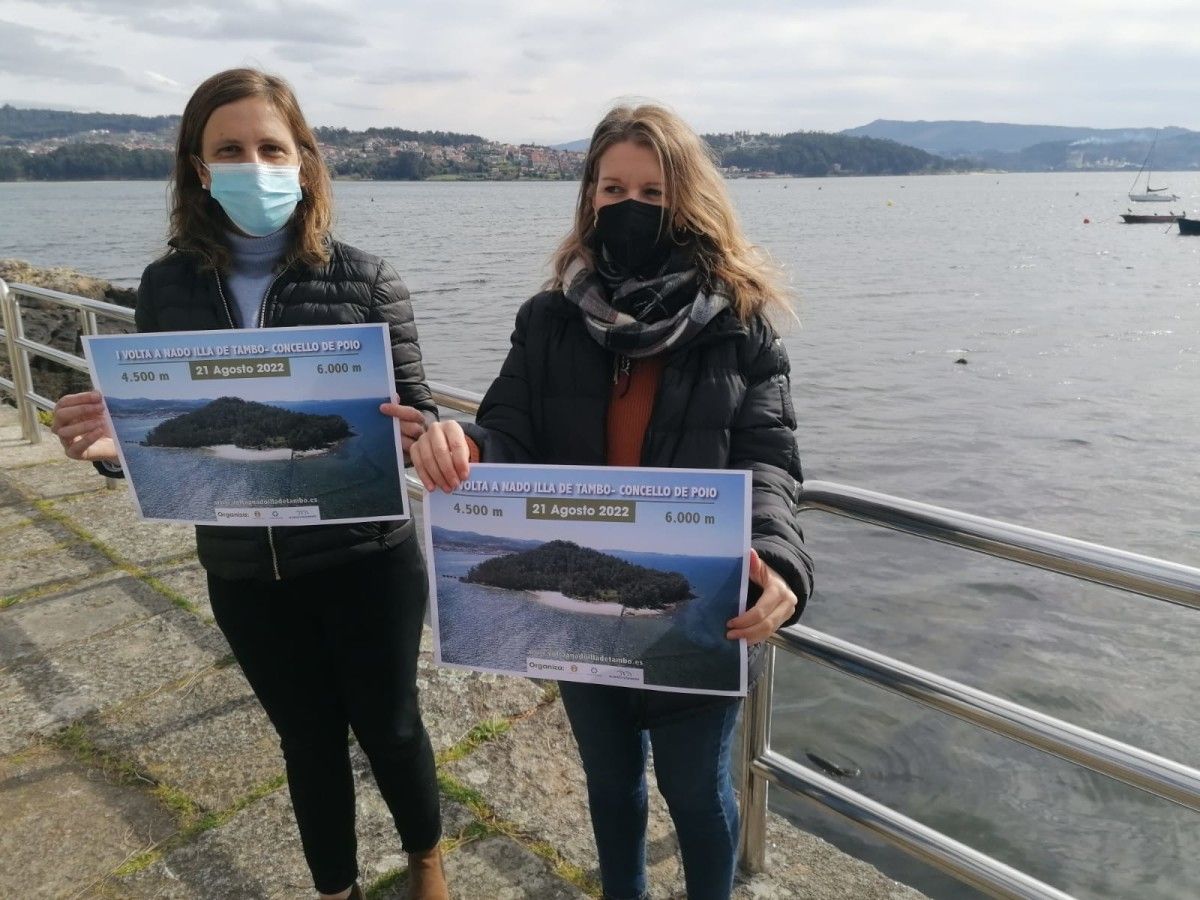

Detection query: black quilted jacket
xmin=131 ymin=240 xmax=435 ymax=581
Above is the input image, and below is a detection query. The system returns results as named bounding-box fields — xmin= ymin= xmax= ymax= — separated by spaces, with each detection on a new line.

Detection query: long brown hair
xmin=549 ymin=103 xmax=792 ymax=324
xmin=169 ymin=68 xmax=333 ymax=271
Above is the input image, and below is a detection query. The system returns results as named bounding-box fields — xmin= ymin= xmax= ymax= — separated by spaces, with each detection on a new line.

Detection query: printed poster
xmin=424 ymin=462 xmax=751 ymax=696
xmin=82 ymin=324 xmax=408 ymax=525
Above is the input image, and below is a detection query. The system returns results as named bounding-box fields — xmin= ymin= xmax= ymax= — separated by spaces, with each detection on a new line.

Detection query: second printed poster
xmin=424 ymin=463 xmax=751 ymax=696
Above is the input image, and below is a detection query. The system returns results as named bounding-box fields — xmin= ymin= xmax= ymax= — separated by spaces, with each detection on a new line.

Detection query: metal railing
xmin=0 ymin=279 xmax=137 ymax=443
xmin=5 ymin=280 xmax=1200 ymax=900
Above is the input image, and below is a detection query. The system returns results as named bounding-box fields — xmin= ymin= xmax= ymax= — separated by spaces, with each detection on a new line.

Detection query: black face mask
xmin=594 ymin=199 xmax=675 ymax=277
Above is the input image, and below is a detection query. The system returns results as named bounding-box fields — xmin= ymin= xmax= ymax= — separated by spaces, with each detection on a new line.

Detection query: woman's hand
xmin=378 ymin=397 xmax=428 ymax=456
xmin=726 ymin=549 xmax=798 ymax=644
xmin=409 ymin=420 xmax=471 ymax=492
xmin=50 ymin=391 xmax=117 ymax=462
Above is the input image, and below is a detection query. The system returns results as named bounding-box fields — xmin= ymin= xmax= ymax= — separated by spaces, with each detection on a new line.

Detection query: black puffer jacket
xmin=465 ymin=290 xmax=813 ymax=720
xmin=132 ymin=240 xmax=435 ymax=581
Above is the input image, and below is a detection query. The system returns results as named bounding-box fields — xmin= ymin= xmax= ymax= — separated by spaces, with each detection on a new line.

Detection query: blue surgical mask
xmin=203 ymin=163 xmax=302 ymax=237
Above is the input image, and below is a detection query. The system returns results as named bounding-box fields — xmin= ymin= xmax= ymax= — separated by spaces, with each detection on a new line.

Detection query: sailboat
xmin=1128 ymin=133 xmax=1179 ymax=203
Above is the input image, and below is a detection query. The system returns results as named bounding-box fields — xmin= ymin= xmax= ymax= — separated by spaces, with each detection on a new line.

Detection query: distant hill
xmin=704 ymin=130 xmax=961 ymax=176
xmin=518 ymin=131 xmax=964 ymax=175
xmin=314 ymin=126 xmax=486 ymax=147
xmin=843 ymin=119 xmax=1196 ymax=158
xmin=0 ymin=104 xmax=178 ymax=141
xmin=429 ymin=527 xmax=541 ymax=555
xmin=987 ymin=132 xmax=1200 ymax=171
xmin=551 ymin=138 xmax=590 ymax=152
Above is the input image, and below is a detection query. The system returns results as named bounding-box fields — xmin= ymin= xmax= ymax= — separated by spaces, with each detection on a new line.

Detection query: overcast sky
xmin=3 ymin=1 xmax=1199 ymax=144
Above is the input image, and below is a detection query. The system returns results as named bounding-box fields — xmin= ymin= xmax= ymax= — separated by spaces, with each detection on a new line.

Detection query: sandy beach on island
xmin=203 ymin=444 xmax=333 ymax=461
xmin=529 ymin=590 xmax=673 ymax=617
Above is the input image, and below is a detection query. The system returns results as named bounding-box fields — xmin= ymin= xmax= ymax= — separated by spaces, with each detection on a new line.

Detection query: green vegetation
xmin=314 ymin=125 xmax=486 ymax=146
xmin=465 ymin=540 xmax=693 ymax=609
xmin=705 ymin=130 xmax=957 ymax=176
xmin=0 ymin=143 xmax=172 ymax=180
xmin=0 ymin=104 xmax=177 ymax=140
xmin=330 ymin=149 xmax=434 ymax=180
xmin=143 ymin=396 xmax=351 ymax=452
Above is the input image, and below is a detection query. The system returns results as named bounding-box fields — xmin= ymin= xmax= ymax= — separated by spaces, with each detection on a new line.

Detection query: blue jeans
xmin=559 ymin=681 xmax=741 ymax=900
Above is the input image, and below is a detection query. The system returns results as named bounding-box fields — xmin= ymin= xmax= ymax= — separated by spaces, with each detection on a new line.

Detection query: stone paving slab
xmin=739 ymin=817 xmax=926 ymax=900
xmin=4 ymin=457 xmax=111 ymax=499
xmin=374 ymin=835 xmax=591 ymax=900
xmin=55 ymin=484 xmax=196 ymax=568
xmin=0 ymin=540 xmax=114 ymax=600
xmin=0 ymin=515 xmax=76 ymax=558
xmin=0 ymin=570 xmax=176 ymax=668
xmin=0 ymin=500 xmax=37 ymax=529
xmin=0 ymin=430 xmax=72 ymax=469
xmin=111 ymin=767 xmax=477 ymax=899
xmin=0 ymin=744 xmax=179 ymax=900
xmin=416 ymin=629 xmax=547 ymax=753
xmin=446 ymin=697 xmax=690 ymax=896
xmin=0 ymin=608 xmax=229 ymax=755
xmin=89 ymin=664 xmax=282 ymax=813
xmin=146 ymin=557 xmax=211 ymax=621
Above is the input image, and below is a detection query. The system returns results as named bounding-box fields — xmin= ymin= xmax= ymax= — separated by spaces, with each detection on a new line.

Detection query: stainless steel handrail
xmin=775 ymin=625 xmax=1200 ymax=812
xmin=5 ymin=281 xmax=1198 ymax=899
xmin=753 ymin=748 xmax=1076 ymax=900
xmin=799 ymin=481 xmax=1200 ymax=609
xmin=0 ymin=279 xmax=136 ymax=444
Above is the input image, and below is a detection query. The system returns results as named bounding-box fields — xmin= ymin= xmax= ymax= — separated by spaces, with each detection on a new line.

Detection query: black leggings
xmin=207 ymin=536 xmax=440 ymax=894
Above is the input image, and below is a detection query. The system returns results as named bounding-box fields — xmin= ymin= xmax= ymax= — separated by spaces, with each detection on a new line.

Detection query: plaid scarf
xmin=561 ymin=256 xmax=729 ymax=359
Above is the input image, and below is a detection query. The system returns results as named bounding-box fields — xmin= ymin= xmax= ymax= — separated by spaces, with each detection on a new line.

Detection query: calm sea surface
xmin=2 ymin=175 xmax=1198 ymax=898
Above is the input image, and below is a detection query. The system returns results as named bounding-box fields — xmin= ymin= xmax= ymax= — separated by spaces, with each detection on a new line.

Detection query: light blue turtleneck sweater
xmin=224 ymin=227 xmax=289 ymax=328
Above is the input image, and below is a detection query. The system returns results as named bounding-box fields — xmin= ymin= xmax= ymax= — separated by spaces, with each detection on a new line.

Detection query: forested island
xmin=705 ymin=130 xmax=958 ymax=176
xmin=465 ymin=540 xmax=694 ymax=610
xmin=143 ymin=397 xmax=352 ymax=452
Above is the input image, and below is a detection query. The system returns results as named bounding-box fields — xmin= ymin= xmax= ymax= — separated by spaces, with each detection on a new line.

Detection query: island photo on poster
xmin=425 ymin=463 xmax=751 ymax=697
xmin=83 ymin=324 xmax=408 ymax=525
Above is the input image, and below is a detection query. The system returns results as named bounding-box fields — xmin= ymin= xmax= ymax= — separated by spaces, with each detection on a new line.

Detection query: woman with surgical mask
xmin=409 ymin=103 xmax=812 ymax=900
xmin=50 ymin=69 xmax=448 ymax=900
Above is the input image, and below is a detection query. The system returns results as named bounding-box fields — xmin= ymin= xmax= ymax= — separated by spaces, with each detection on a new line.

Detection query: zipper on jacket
xmin=256 ymin=265 xmax=290 ymax=328
xmin=266 ymin=526 xmax=281 ymax=581
xmin=212 ymin=272 xmax=237 ymax=329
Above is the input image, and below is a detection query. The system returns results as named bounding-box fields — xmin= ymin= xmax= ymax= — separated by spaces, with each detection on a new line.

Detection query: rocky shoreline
xmin=0 ymin=258 xmax=137 ymax=402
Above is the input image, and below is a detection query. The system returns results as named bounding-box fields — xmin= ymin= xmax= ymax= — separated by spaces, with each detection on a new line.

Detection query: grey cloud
xmin=274 ymin=42 xmax=342 ymax=63
xmin=356 ymin=67 xmax=472 ymax=86
xmin=0 ymin=20 xmax=164 ymax=91
xmin=39 ymin=1 xmax=365 ymax=47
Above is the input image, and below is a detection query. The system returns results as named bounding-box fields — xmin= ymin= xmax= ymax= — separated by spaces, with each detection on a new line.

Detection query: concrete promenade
xmin=0 ymin=404 xmax=925 ymax=899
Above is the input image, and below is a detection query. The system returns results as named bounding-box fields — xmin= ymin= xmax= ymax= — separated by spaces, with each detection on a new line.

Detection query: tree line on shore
xmin=2 ymin=102 xmax=968 ymax=181
xmin=0 ymin=136 xmax=960 ymax=181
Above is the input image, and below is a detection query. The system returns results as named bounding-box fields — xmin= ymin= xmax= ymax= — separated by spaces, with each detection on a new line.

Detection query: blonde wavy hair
xmin=169 ymin=68 xmax=333 ymax=271
xmin=550 ymin=103 xmax=791 ymax=324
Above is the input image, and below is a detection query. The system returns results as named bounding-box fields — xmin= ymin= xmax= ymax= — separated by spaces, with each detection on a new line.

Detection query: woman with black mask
xmin=409 ymin=103 xmax=813 ymax=900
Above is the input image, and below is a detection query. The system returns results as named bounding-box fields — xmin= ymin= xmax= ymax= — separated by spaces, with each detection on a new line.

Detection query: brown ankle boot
xmin=407 ymin=845 xmax=449 ymax=900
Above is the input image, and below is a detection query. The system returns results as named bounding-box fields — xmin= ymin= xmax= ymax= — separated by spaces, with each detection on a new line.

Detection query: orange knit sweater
xmin=464 ymin=355 xmax=666 ymax=465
